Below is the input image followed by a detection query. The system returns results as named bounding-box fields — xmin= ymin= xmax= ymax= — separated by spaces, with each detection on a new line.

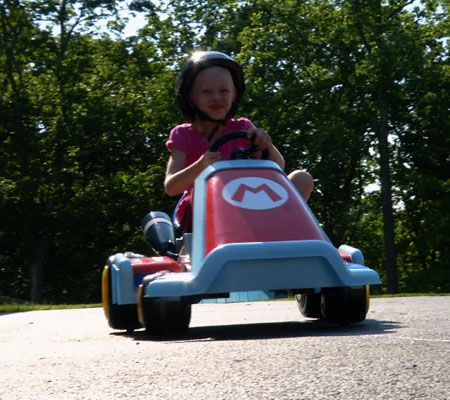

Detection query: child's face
xmin=190 ymin=66 xmax=237 ymax=121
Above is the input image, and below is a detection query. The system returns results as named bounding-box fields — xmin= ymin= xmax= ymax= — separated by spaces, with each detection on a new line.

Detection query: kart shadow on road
xmin=122 ymin=318 xmax=401 ymax=342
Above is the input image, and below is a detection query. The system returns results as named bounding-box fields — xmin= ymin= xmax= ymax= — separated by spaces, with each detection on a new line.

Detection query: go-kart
xmin=101 ymin=131 xmax=381 ymax=335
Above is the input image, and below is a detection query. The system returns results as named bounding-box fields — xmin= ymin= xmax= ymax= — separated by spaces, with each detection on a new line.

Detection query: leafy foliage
xmin=0 ymin=0 xmax=448 ymax=302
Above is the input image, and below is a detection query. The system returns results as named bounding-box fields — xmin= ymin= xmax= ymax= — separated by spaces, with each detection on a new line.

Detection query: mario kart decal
xmin=201 ymin=166 xmax=327 ymax=254
xmin=222 ymin=177 xmax=289 ymax=210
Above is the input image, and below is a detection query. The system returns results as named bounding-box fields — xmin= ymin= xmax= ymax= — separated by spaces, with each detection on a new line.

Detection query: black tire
xmin=296 ymin=292 xmax=322 ymax=319
xmin=138 ymin=283 xmax=191 ymax=336
xmin=321 ymin=286 xmax=369 ymax=325
xmin=102 ymin=264 xmax=141 ymax=331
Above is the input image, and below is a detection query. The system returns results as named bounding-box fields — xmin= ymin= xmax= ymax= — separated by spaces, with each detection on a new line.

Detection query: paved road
xmin=0 ymin=296 xmax=449 ymax=400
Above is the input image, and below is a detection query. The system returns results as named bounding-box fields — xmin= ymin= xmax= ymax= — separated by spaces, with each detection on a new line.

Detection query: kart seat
xmin=173 ymin=194 xmax=193 ymax=234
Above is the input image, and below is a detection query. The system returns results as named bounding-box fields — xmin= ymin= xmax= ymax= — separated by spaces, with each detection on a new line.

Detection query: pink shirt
xmin=166 ymin=118 xmax=255 ymax=168
xmin=166 ymin=117 xmax=255 ymax=231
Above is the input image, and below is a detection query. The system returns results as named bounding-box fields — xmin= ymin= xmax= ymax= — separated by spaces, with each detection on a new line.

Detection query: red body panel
xmin=130 ymin=256 xmax=183 ymax=275
xmin=205 ymin=169 xmax=327 ymax=255
xmin=338 ymin=250 xmax=352 ymax=263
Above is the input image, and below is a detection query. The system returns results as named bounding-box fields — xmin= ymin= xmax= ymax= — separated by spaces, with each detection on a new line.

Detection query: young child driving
xmin=165 ymin=51 xmax=314 ymax=232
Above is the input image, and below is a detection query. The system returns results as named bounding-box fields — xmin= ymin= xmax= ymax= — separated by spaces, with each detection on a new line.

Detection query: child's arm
xmin=164 ymin=148 xmax=221 ymax=196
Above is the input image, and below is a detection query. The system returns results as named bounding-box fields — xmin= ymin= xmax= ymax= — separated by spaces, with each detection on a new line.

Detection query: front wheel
xmin=296 ymin=292 xmax=322 ymax=319
xmin=102 ymin=264 xmax=141 ymax=331
xmin=137 ymin=284 xmax=191 ymax=336
xmin=321 ymin=286 xmax=369 ymax=325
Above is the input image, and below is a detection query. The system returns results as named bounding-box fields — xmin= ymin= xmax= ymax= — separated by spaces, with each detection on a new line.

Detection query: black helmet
xmin=176 ymin=51 xmax=245 ymax=122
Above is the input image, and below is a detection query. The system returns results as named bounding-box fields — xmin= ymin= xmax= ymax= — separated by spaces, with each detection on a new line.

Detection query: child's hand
xmin=247 ymin=128 xmax=272 ymax=151
xmin=198 ymin=151 xmax=221 ymax=169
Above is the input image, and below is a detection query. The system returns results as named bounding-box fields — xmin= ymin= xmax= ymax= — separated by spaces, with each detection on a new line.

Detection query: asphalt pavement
xmin=0 ymin=296 xmax=449 ymax=399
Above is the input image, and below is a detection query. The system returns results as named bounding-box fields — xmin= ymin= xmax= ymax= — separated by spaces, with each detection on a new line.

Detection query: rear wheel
xmin=296 ymin=292 xmax=322 ymax=319
xmin=102 ymin=264 xmax=141 ymax=331
xmin=321 ymin=286 xmax=369 ymax=324
xmin=138 ymin=283 xmax=191 ymax=336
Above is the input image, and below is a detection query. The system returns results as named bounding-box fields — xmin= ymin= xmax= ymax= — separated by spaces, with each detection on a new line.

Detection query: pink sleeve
xmin=166 ymin=125 xmax=189 ymax=154
xmin=233 ymin=117 xmax=255 ymax=131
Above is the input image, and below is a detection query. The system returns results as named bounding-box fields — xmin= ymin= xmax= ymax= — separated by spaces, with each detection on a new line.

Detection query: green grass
xmin=1 ymin=293 xmax=448 ymax=314
xmin=0 ymin=303 xmax=101 ymax=314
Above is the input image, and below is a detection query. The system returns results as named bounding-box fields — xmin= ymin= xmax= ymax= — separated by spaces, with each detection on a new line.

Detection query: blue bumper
xmin=142 ymin=240 xmax=381 ymax=300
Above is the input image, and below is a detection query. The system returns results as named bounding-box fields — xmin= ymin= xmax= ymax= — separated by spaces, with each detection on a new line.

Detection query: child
xmin=165 ymin=51 xmax=314 ymax=232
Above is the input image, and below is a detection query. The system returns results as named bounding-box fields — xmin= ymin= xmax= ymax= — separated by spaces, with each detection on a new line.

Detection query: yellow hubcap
xmin=137 ymin=284 xmax=145 ymax=327
xmin=101 ymin=265 xmax=110 ymax=319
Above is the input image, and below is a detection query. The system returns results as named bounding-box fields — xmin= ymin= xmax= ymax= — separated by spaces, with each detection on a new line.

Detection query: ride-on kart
xmin=102 ymin=132 xmax=381 ymax=335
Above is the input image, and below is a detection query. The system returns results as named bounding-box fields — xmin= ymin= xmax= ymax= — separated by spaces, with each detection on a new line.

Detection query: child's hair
xmin=175 ymin=51 xmax=245 ymax=123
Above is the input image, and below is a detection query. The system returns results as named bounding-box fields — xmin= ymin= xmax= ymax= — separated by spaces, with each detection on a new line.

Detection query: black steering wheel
xmin=209 ymin=131 xmax=269 ymax=160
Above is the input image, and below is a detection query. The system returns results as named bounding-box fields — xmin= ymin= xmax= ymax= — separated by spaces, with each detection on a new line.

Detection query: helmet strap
xmin=207 ymin=123 xmax=221 ymax=143
xmin=190 ymin=101 xmax=240 ymax=143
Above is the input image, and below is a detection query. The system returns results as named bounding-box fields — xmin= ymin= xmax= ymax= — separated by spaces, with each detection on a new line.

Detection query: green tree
xmin=394 ymin=0 xmax=450 ymax=292
xmin=1 ymin=0 xmax=448 ymax=302
xmin=345 ymin=0 xmax=449 ymax=292
xmin=0 ymin=0 xmax=173 ymax=302
xmin=0 ymin=0 xmax=44 ymax=299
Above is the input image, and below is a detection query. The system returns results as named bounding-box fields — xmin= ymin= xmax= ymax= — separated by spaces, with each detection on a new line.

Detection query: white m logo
xmin=222 ymin=177 xmax=289 ymax=210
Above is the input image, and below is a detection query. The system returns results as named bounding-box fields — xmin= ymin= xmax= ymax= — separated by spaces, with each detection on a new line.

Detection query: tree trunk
xmin=29 ymin=233 xmax=48 ymax=303
xmin=377 ymin=88 xmax=398 ymax=294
